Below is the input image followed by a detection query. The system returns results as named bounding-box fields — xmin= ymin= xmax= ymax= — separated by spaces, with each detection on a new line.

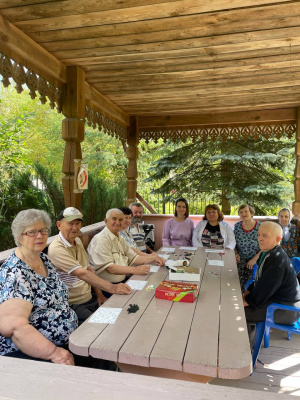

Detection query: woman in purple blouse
xmin=162 ymin=198 xmax=194 ymax=246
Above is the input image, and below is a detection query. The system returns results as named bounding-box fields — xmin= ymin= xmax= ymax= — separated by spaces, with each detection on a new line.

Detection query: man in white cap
xmin=48 ymin=207 xmax=131 ymax=324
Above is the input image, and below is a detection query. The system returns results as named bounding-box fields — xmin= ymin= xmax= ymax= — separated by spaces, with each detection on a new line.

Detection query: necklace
xmin=19 ymin=248 xmax=44 ymax=272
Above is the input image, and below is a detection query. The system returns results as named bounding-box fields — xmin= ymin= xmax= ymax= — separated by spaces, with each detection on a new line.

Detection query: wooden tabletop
xmin=69 ymin=247 xmax=252 ymax=380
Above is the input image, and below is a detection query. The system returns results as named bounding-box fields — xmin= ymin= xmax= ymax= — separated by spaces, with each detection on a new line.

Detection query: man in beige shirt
xmin=88 ymin=208 xmax=163 ymax=297
xmin=48 ymin=207 xmax=131 ymax=324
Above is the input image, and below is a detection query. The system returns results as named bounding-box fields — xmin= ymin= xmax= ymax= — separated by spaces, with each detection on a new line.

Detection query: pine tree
xmin=146 ymin=137 xmax=295 ymax=215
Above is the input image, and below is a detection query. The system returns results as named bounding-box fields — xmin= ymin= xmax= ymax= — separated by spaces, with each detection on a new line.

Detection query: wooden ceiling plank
xmin=41 ymin=25 xmax=300 ymax=53
xmin=26 ymin=2 xmax=300 ymax=44
xmin=12 ymin=1 xmax=296 ymax=33
xmin=50 ymin=35 xmax=300 ymax=61
xmin=85 ymin=54 xmax=300 ymax=78
xmin=86 ymin=62 xmax=300 ymax=85
xmin=0 ymin=0 xmax=181 ymax=20
xmin=90 ymin=71 xmax=300 ymax=94
xmin=61 ymin=45 xmax=300 ymax=66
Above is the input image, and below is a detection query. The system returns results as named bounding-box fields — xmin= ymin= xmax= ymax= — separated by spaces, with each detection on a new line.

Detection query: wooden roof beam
xmin=138 ymin=109 xmax=297 ymax=128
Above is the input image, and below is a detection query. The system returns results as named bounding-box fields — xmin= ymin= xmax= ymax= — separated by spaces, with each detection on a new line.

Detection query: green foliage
xmin=146 ymin=137 xmax=295 ymax=215
xmin=33 ymin=162 xmax=65 ymax=218
xmin=0 ymin=172 xmax=53 ymax=251
xmin=81 ymin=172 xmax=126 ymax=225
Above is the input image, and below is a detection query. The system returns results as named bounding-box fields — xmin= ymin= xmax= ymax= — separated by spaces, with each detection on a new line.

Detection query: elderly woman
xmin=119 ymin=207 xmax=164 ymax=266
xmin=162 ymin=198 xmax=194 ymax=246
xmin=278 ymin=207 xmax=300 ymax=258
xmin=0 ymin=209 xmax=77 ymax=364
xmin=193 ymin=204 xmax=236 ymax=250
xmin=234 ymin=204 xmax=261 ymax=291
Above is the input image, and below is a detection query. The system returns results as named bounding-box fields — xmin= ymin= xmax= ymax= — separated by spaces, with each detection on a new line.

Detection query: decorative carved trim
xmin=0 ymin=51 xmax=63 ymax=112
xmin=139 ymin=123 xmax=296 ymax=143
xmin=85 ymin=105 xmax=127 ymax=144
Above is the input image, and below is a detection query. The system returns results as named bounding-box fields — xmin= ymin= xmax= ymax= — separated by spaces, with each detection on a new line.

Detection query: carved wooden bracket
xmin=139 ymin=124 xmax=296 ymax=143
xmin=85 ymin=105 xmax=127 ymax=145
xmin=0 ymin=51 xmax=63 ymax=112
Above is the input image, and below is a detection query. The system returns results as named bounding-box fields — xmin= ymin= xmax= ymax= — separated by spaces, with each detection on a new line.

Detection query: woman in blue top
xmin=234 ymin=204 xmax=261 ymax=292
xmin=0 ymin=209 xmax=77 ymax=363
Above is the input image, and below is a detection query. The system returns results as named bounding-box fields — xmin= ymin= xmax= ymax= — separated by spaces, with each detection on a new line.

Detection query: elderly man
xmin=88 ymin=208 xmax=163 ymax=296
xmin=243 ymin=221 xmax=300 ymax=348
xmin=48 ymin=207 xmax=131 ymax=324
xmin=128 ymin=202 xmax=154 ymax=253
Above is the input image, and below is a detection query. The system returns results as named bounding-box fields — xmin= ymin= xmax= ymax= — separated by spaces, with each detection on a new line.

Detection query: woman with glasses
xmin=0 ymin=209 xmax=77 ymax=364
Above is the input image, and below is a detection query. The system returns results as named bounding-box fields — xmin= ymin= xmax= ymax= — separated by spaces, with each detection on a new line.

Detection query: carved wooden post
xmin=126 ymin=116 xmax=139 ymax=206
xmin=61 ymin=66 xmax=85 ymax=208
xmin=293 ymin=108 xmax=300 ymax=222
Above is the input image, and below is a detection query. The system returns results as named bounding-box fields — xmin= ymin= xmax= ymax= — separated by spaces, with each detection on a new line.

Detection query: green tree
xmin=146 ymin=137 xmax=295 ymax=215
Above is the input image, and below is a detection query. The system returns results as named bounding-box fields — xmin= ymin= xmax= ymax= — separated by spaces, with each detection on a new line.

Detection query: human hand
xmin=235 ymin=253 xmax=240 ymax=262
xmin=51 ymin=347 xmax=74 ymax=366
xmin=113 ymin=283 xmax=131 ymax=295
xmin=154 ymin=253 xmax=165 ymax=266
xmin=246 ymin=257 xmax=256 ymax=269
xmin=135 ymin=265 xmax=150 ymax=275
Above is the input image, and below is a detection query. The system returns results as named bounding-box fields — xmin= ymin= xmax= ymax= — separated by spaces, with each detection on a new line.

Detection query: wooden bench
xmin=0 ymin=357 xmax=294 ymax=400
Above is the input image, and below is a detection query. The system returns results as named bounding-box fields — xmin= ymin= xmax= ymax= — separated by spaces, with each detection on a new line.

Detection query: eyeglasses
xmin=22 ymin=229 xmax=50 ymax=237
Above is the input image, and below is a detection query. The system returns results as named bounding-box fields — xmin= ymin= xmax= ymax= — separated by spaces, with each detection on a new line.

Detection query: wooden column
xmin=293 ymin=108 xmax=300 ymax=219
xmin=126 ymin=116 xmax=139 ymax=206
xmin=61 ymin=66 xmax=85 ymax=208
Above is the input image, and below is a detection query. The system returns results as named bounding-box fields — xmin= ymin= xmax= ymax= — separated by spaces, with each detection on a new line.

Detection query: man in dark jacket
xmin=243 ymin=221 xmax=300 ymax=348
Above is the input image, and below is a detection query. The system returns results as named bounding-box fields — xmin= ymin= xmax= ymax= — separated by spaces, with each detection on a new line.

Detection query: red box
xmin=155 ymin=281 xmax=199 ymax=303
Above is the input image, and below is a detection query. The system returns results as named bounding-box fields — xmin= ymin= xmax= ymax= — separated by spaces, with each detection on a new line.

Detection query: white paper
xmin=160 ymin=247 xmax=176 ymax=252
xmin=88 ymin=307 xmax=122 ymax=324
xmin=179 ymin=246 xmax=197 ymax=250
xmin=149 ymin=265 xmax=160 ymax=273
xmin=205 ymin=249 xmax=224 ymax=253
xmin=208 ymin=260 xmax=224 ymax=266
xmin=158 ymin=254 xmax=170 ymax=260
xmin=127 ymin=280 xmax=147 ymax=290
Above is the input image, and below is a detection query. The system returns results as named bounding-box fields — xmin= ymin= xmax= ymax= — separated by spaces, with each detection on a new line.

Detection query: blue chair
xmin=245 ymin=263 xmax=257 ymax=291
xmin=264 ymin=303 xmax=300 ymax=348
xmin=290 ymin=257 xmax=300 ymax=276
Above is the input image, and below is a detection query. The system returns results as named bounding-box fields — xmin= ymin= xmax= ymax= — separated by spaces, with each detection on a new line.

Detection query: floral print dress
xmin=234 ymin=220 xmax=261 ymax=291
xmin=0 ymin=251 xmax=78 ymax=356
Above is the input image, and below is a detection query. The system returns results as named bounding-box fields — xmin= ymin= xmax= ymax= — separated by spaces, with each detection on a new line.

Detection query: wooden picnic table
xmin=69 ymin=247 xmax=252 ymax=382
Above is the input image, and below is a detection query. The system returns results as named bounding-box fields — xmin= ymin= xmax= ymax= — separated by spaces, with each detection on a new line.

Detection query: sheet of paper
xmin=88 ymin=307 xmax=122 ymax=324
xmin=160 ymin=247 xmax=176 ymax=252
xmin=158 ymin=254 xmax=170 ymax=260
xmin=205 ymin=249 xmax=224 ymax=253
xmin=208 ymin=260 xmax=224 ymax=266
xmin=127 ymin=280 xmax=147 ymax=290
xmin=149 ymin=265 xmax=160 ymax=273
xmin=179 ymin=246 xmax=197 ymax=250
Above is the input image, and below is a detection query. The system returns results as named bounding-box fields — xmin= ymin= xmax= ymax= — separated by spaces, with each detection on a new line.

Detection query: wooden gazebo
xmin=1 ymin=1 xmax=300 ymax=214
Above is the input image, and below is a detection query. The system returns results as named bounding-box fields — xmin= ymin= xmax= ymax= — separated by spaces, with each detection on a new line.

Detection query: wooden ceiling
xmin=1 ymin=0 xmax=300 ymax=117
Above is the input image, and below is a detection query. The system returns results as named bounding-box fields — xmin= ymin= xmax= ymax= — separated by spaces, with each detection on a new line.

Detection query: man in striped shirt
xmin=128 ymin=202 xmax=154 ymax=253
xmin=48 ymin=207 xmax=131 ymax=324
